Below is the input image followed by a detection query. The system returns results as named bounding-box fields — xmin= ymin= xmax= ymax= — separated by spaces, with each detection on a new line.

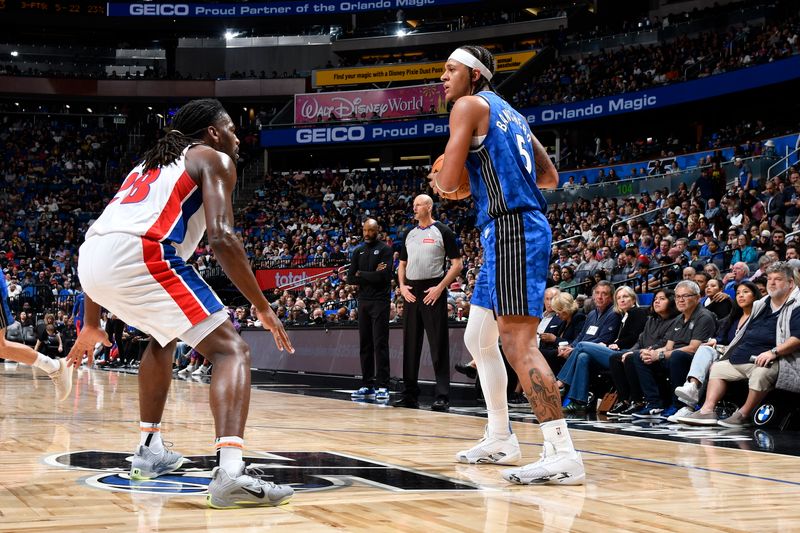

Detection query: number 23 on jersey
xmin=109 ymin=168 xmax=161 ymax=205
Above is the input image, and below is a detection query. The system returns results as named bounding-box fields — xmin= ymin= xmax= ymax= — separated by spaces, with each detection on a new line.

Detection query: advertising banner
xmin=256 ymin=267 xmax=337 ymax=290
xmin=262 ymin=117 xmax=450 ymax=147
xmin=313 ymin=51 xmax=536 ymax=87
xmin=263 ymin=55 xmax=800 ymax=147
xmin=294 ymin=84 xmax=445 ymax=123
xmin=108 ymin=0 xmax=480 ymax=17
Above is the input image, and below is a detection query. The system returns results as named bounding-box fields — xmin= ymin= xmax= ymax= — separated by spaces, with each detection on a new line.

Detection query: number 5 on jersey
xmin=516 ymin=134 xmax=532 ymax=174
xmin=110 ymin=168 xmax=162 ymax=205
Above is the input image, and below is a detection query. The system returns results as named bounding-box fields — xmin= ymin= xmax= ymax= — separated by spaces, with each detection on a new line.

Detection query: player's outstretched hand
xmin=66 ymin=326 xmax=111 ymax=367
xmin=257 ymin=307 xmax=295 ymax=354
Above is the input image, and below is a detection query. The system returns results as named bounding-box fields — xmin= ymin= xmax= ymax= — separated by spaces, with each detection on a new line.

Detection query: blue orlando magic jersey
xmin=465 ymin=91 xmax=548 ymax=229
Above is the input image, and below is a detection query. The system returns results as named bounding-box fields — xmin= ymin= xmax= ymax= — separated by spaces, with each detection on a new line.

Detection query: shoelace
xmin=243 ymin=465 xmax=280 ymax=487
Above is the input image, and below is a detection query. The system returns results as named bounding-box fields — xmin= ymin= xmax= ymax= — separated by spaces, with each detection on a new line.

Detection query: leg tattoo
xmin=526 ymin=367 xmax=563 ymax=422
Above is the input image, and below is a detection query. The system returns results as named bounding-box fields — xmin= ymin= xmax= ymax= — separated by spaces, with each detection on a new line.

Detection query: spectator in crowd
xmin=537 ymin=287 xmax=562 ymax=347
xmin=722 ymin=262 xmax=750 ymax=299
xmin=559 ymin=266 xmax=579 ymax=297
xmin=731 ymin=234 xmax=758 ymax=264
xmin=607 ymin=289 xmax=680 ymax=417
xmin=557 ymin=286 xmax=648 ymax=414
xmin=679 ymin=263 xmax=800 ymax=427
xmin=631 ymin=280 xmax=717 ymax=419
xmin=735 ymin=157 xmax=755 ymax=191
xmin=703 ymin=278 xmax=733 ymax=319
xmin=541 ymin=291 xmax=586 ymax=374
xmin=554 ymin=281 xmax=621 ymax=366
xmin=749 ymin=253 xmax=777 ymax=281
xmin=673 ymin=281 xmax=761 ymax=412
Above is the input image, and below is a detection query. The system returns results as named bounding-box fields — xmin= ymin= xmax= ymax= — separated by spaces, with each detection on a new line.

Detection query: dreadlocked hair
xmin=140 ymin=98 xmax=227 ymax=170
xmin=458 ymin=45 xmax=496 ymax=95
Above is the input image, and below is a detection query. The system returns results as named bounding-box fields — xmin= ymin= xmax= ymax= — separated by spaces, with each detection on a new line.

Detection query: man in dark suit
xmin=347 ymin=218 xmax=394 ymax=402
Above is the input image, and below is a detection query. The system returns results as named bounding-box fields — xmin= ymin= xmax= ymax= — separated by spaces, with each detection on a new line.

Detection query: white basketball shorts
xmin=78 ymin=233 xmax=228 ymax=348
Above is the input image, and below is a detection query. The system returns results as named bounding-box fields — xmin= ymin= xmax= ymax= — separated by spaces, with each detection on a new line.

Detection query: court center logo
xmin=45 ymin=450 xmax=478 ymax=495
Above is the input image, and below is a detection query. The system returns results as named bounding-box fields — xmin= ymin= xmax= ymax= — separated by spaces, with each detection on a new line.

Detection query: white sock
xmin=33 ymin=353 xmax=60 ymax=374
xmin=139 ymin=422 xmax=164 ymax=453
xmin=215 ymin=436 xmax=244 ymax=476
xmin=464 ymin=306 xmax=510 ymax=438
xmin=540 ymin=419 xmax=575 ymax=455
xmin=478 ymin=354 xmax=510 ymax=438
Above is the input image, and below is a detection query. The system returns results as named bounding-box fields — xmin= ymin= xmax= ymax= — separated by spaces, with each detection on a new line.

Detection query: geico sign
xmin=130 ymin=4 xmax=190 ymax=16
xmin=296 ymin=127 xmax=366 ymax=144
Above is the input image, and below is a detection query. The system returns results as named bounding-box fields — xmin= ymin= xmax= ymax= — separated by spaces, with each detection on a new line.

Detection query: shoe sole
xmin=206 ymin=494 xmax=292 ymax=509
xmin=130 ymin=458 xmax=184 ymax=480
xmin=502 ymin=468 xmax=585 ymax=486
xmin=666 ymin=414 xmax=692 ymax=423
xmin=456 ymin=450 xmax=521 ymax=465
xmin=717 ymin=421 xmax=752 ymax=428
xmin=675 ymin=417 xmax=719 ymax=426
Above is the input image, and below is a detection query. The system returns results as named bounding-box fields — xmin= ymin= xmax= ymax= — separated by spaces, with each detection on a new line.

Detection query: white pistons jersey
xmin=79 ymin=145 xmax=227 ymax=347
xmin=87 ymin=146 xmax=205 ymax=261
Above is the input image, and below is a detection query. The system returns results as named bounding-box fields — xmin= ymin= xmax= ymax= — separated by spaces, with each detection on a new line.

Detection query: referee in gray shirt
xmin=394 ymin=194 xmax=463 ymax=411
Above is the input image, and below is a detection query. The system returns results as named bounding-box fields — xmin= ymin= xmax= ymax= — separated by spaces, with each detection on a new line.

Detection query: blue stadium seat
xmin=637 ymin=293 xmax=654 ymax=306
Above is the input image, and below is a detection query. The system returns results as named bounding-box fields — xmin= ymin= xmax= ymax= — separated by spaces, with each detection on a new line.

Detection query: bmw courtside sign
xmin=755 ymin=404 xmax=775 ymax=426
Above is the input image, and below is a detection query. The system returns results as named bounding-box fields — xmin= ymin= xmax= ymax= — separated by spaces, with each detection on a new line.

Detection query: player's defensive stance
xmin=68 ymin=98 xmax=296 ymax=508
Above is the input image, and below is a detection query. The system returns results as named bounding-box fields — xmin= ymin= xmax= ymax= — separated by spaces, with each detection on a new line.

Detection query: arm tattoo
xmin=526 ymin=367 xmax=563 ymax=422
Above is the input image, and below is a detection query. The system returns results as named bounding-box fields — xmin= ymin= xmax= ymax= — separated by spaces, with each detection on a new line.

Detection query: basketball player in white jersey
xmin=67 ymin=99 xmax=295 ymax=508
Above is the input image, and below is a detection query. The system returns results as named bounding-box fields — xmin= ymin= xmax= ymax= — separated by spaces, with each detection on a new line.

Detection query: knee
xmin=209 ymin=336 xmax=250 ymax=365
xmin=235 ymin=338 xmax=251 ymax=365
xmin=671 ymin=350 xmax=690 ymax=364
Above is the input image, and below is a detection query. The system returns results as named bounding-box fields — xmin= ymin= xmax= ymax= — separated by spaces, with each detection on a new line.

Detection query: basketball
xmin=431 ymin=154 xmax=471 ymax=200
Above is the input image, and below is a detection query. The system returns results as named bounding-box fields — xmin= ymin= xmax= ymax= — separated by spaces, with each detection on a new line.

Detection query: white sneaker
xmin=501 ymin=442 xmax=585 ymax=485
xmin=192 ymin=365 xmax=210 ymax=376
xmin=667 ymin=405 xmax=695 ymax=423
xmin=178 ymin=364 xmax=196 ymax=376
xmin=456 ymin=426 xmax=521 ymax=465
xmin=207 ymin=462 xmax=293 ymax=509
xmin=674 ymin=381 xmax=700 ymax=406
xmin=48 ymin=358 xmax=73 ymax=402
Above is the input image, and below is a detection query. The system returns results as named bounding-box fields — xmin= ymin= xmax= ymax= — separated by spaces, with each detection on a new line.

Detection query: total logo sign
xmin=255 ymin=268 xmax=336 ymax=290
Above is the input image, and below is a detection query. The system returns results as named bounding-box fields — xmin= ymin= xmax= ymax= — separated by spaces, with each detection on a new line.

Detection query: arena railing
xmin=544 ymin=155 xmax=769 ymax=204
xmin=767 ymin=148 xmax=799 ymax=183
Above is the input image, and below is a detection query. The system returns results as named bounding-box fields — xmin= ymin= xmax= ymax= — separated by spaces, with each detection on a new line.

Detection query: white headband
xmin=448 ymin=48 xmax=493 ymax=82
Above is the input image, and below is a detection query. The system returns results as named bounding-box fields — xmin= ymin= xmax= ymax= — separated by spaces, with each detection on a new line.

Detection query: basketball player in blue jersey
xmin=432 ymin=45 xmax=584 ymax=485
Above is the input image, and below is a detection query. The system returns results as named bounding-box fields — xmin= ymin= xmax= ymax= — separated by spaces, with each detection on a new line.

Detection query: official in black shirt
xmin=347 ymin=218 xmax=394 ymax=400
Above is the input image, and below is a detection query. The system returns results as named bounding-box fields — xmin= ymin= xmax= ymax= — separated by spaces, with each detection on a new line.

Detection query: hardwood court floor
xmin=1 ymin=363 xmax=799 ymax=533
